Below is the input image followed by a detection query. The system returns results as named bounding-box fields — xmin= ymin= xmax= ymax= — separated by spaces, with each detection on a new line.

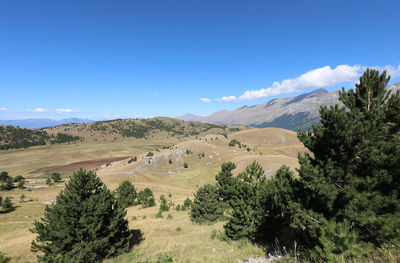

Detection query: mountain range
xmin=178 ymin=82 xmax=400 ymax=131
xmin=0 ymin=118 xmax=93 ymax=129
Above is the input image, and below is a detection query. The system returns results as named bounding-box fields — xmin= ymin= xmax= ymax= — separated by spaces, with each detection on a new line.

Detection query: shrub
xmin=146 ymin=152 xmax=154 ymax=157
xmin=1 ymin=197 xmax=14 ymax=212
xmin=0 ymin=177 xmax=13 ymax=191
xmin=17 ymin=180 xmax=25 ymax=189
xmin=155 ymin=211 xmax=163 ymax=218
xmin=168 ymin=158 xmax=173 ymax=164
xmin=0 ymin=251 xmax=11 ymax=263
xmin=182 ymin=197 xmax=192 ymax=210
xmin=159 ymin=195 xmax=169 ymax=212
xmin=30 ymin=169 xmax=133 ymax=262
xmin=137 ymin=188 xmax=156 ymax=208
xmin=156 ymin=251 xmax=173 ymax=263
xmin=176 ymin=227 xmax=182 ymax=232
xmin=14 ymin=175 xmax=25 ymax=182
xmin=190 ymin=184 xmax=223 ymax=224
xmin=183 ymin=163 xmax=188 ymax=168
xmin=115 ymin=180 xmax=137 ymax=208
xmin=51 ymin=173 xmax=62 ymax=183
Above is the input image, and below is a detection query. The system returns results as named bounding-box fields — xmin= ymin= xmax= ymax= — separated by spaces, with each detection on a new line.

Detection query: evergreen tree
xmin=0 ymin=178 xmax=13 ymax=191
xmin=1 ymin=197 xmax=15 ymax=212
xmin=256 ymin=69 xmax=400 ymax=258
xmin=115 ymin=180 xmax=137 ymax=208
xmin=159 ymin=194 xmax=169 ymax=212
xmin=190 ymin=184 xmax=223 ymax=224
xmin=31 ymin=169 xmax=133 ymax=262
xmin=51 ymin=173 xmax=62 ymax=183
xmin=0 ymin=171 xmax=9 ymax=182
xmin=137 ymin=188 xmax=156 ymax=208
xmin=224 ymin=161 xmax=266 ymax=240
xmin=215 ymin=162 xmax=237 ymax=206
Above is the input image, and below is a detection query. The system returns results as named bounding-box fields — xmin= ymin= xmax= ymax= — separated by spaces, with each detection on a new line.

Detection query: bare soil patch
xmin=45 ymin=157 xmax=129 ymax=173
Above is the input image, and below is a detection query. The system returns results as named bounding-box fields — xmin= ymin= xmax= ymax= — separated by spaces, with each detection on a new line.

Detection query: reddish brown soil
xmin=45 ymin=156 xmax=129 ymax=173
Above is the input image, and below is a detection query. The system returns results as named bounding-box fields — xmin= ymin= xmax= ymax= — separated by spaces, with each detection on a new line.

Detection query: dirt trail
xmin=45 ymin=157 xmax=129 ymax=173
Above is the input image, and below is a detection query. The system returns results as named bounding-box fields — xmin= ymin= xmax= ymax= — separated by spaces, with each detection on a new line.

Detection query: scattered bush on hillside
xmin=183 ymin=162 xmax=188 ymax=168
xmin=115 ymin=180 xmax=137 ymax=208
xmin=0 ymin=177 xmax=14 ymax=191
xmin=0 ymin=196 xmax=15 ymax=213
xmin=146 ymin=152 xmax=154 ymax=157
xmin=31 ymin=169 xmax=133 ymax=262
xmin=228 ymin=139 xmax=241 ymax=147
xmin=13 ymin=175 xmax=25 ymax=182
xmin=128 ymin=157 xmax=137 ymax=163
xmin=51 ymin=173 xmax=62 ymax=183
xmin=137 ymin=188 xmax=156 ymax=208
xmin=182 ymin=197 xmax=192 ymax=211
xmin=190 ymin=184 xmax=223 ymax=224
xmin=17 ymin=181 xmax=25 ymax=189
xmin=159 ymin=195 xmax=169 ymax=212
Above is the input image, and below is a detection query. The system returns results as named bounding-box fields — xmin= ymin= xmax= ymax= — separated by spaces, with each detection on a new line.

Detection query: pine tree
xmin=190 ymin=184 xmax=223 ymax=224
xmin=115 ymin=180 xmax=137 ymax=208
xmin=137 ymin=188 xmax=156 ymax=208
xmin=215 ymin=162 xmax=237 ymax=206
xmin=159 ymin=194 xmax=169 ymax=212
xmin=31 ymin=169 xmax=132 ymax=262
xmin=256 ymin=69 xmax=400 ymax=257
xmin=224 ymin=161 xmax=266 ymax=240
xmin=1 ymin=197 xmax=14 ymax=212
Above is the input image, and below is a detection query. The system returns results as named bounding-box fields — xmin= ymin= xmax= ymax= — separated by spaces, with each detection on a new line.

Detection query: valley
xmin=0 ymin=126 xmax=306 ymax=262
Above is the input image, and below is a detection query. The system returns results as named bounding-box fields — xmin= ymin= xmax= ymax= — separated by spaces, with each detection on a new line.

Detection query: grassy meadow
xmin=0 ymin=128 xmax=306 ymax=262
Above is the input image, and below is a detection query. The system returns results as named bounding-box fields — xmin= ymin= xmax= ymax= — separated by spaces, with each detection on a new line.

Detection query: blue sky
xmin=0 ymin=0 xmax=399 ymax=120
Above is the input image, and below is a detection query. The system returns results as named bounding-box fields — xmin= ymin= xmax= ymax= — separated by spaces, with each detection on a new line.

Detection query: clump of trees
xmin=0 ymin=171 xmax=25 ymax=191
xmin=228 ymin=139 xmax=241 ymax=147
xmin=31 ymin=169 xmax=133 ymax=262
xmin=190 ymin=70 xmax=400 ymax=261
xmin=190 ymin=184 xmax=223 ymax=224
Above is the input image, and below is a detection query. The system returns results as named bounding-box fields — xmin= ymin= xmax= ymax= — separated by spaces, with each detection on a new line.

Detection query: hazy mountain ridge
xmin=0 ymin=118 xmax=93 ymax=129
xmin=178 ymin=82 xmax=400 ymax=130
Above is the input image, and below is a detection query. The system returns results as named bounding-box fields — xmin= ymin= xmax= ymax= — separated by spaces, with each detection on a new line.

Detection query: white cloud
xmin=55 ymin=109 xmax=80 ymax=114
xmin=216 ymin=64 xmax=400 ymax=102
xmin=200 ymin=98 xmax=211 ymax=103
xmin=27 ymin=108 xmax=48 ymax=113
xmin=0 ymin=107 xmax=7 ymax=111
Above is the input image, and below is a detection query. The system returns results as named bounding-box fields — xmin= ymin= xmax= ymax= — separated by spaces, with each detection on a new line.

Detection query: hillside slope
xmin=179 ymin=82 xmax=400 ymax=130
xmin=44 ymin=117 xmax=245 ymax=142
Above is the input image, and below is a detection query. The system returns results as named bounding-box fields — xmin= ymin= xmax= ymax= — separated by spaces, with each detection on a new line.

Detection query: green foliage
xmin=13 ymin=175 xmax=25 ymax=182
xmin=167 ymin=214 xmax=173 ymax=220
xmin=30 ymin=169 xmax=133 ymax=262
xmin=17 ymin=180 xmax=25 ymax=189
xmin=1 ymin=196 xmax=15 ymax=212
xmin=159 ymin=194 xmax=169 ymax=212
xmin=168 ymin=158 xmax=173 ymax=164
xmin=146 ymin=152 xmax=154 ymax=157
xmin=137 ymin=188 xmax=156 ymax=208
xmin=0 ymin=177 xmax=14 ymax=191
xmin=254 ymin=69 xmax=400 ymax=260
xmin=183 ymin=162 xmax=188 ymax=168
xmin=312 ymin=219 xmax=372 ymax=262
xmin=156 ymin=251 xmax=173 ymax=263
xmin=215 ymin=162 xmax=237 ymax=206
xmin=155 ymin=211 xmax=163 ymax=218
xmin=176 ymin=227 xmax=182 ymax=232
xmin=182 ymin=197 xmax=192 ymax=210
xmin=51 ymin=173 xmax=62 ymax=183
xmin=228 ymin=139 xmax=241 ymax=147
xmin=0 ymin=251 xmax=11 ymax=263
xmin=128 ymin=156 xmax=137 ymax=163
xmin=115 ymin=180 xmax=137 ymax=208
xmin=0 ymin=171 xmax=9 ymax=182
xmin=45 ymin=178 xmax=52 ymax=185
xmin=224 ymin=161 xmax=266 ymax=240
xmin=190 ymin=184 xmax=223 ymax=224
xmin=175 ymin=204 xmax=181 ymax=211
xmin=0 ymin=126 xmax=79 ymax=150
xmin=168 ymin=193 xmax=172 ymax=198
xmin=20 ymin=194 xmax=26 ymax=202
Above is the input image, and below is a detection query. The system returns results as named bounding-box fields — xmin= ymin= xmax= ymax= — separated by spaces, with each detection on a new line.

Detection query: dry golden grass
xmin=0 ymin=128 xmax=307 ymax=262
